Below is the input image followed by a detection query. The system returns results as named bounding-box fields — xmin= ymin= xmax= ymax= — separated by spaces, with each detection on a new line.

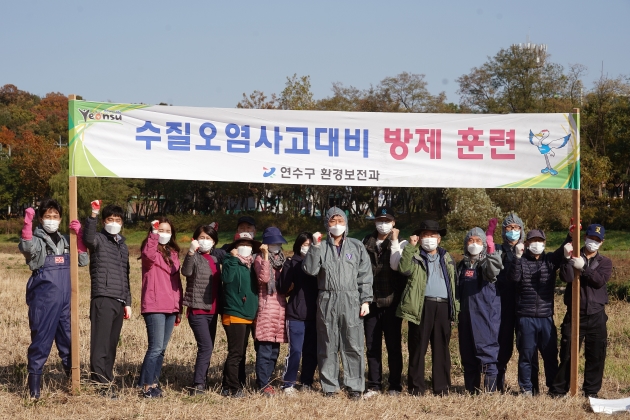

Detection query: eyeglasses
xmin=505 ymin=225 xmax=521 ymax=231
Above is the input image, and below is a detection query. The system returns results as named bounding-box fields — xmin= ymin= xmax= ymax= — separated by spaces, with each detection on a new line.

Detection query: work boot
xmin=28 ymin=374 xmax=42 ymax=399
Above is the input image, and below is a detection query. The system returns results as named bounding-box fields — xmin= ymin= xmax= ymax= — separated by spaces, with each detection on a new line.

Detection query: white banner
xmin=69 ymin=101 xmax=579 ymax=189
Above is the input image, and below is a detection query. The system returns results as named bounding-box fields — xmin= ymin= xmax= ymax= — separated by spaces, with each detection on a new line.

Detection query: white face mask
xmin=300 ymin=246 xmax=310 ymax=255
xmin=584 ymin=238 xmax=601 ymax=253
xmin=421 ymin=237 xmax=438 ymax=252
xmin=198 ymin=239 xmax=214 ymax=253
xmin=467 ymin=243 xmax=484 ymax=256
xmin=329 ymin=224 xmax=346 ymax=237
xmin=237 ymin=245 xmax=252 ymax=257
xmin=268 ymin=244 xmax=282 ymax=254
xmin=375 ymin=222 xmax=393 ymax=235
xmin=158 ymin=233 xmax=171 ymax=245
xmin=42 ymin=219 xmax=60 ymax=234
xmin=104 ymin=222 xmax=122 ymax=235
xmin=528 ymin=242 xmax=545 ymax=255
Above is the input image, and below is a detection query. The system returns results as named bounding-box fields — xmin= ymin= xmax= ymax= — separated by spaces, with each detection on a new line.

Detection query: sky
xmin=1 ymin=0 xmax=629 ymax=108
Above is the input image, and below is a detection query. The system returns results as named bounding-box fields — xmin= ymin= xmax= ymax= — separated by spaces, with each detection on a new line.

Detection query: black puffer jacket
xmin=83 ymin=216 xmax=131 ymax=304
xmin=277 ymin=255 xmax=318 ymax=321
xmin=362 ymin=231 xmax=406 ymax=308
xmin=182 ymin=252 xmax=221 ymax=311
xmin=509 ymin=246 xmax=564 ymax=318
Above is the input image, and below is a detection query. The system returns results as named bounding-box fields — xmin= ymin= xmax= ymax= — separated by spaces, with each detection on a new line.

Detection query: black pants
xmin=90 ymin=296 xmax=124 ymax=384
xmin=408 ymin=300 xmax=451 ymax=395
xmin=188 ymin=313 xmax=218 ymax=386
xmin=222 ymin=323 xmax=251 ymax=392
xmin=363 ymin=303 xmax=403 ymax=391
xmin=551 ymin=310 xmax=607 ymax=396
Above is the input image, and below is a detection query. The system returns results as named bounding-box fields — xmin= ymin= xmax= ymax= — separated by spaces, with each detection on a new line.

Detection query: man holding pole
xmin=550 ymin=224 xmax=612 ymax=398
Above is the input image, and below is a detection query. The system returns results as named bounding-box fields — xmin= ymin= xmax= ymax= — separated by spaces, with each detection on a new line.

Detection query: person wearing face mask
xmin=456 ymin=227 xmax=503 ymax=394
xmin=395 ymin=220 xmax=458 ymax=396
xmin=509 ymin=228 xmax=569 ymax=396
xmin=302 ymin=207 xmax=373 ymax=400
xmin=277 ymin=232 xmax=318 ymax=395
xmin=136 ymin=218 xmax=182 ymax=398
xmin=361 ymin=206 xmax=406 ymax=397
xmin=550 ymin=224 xmax=612 ymax=398
xmin=181 ymin=224 xmax=222 ymax=395
xmin=220 ymin=232 xmax=261 ymax=398
xmin=83 ymin=201 xmax=132 ymax=398
xmin=253 ymin=227 xmax=289 ymax=396
xmin=18 ymin=198 xmax=88 ymax=399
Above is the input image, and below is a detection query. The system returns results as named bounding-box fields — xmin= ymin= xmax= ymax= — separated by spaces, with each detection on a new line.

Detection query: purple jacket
xmin=140 ymin=233 xmax=183 ymax=314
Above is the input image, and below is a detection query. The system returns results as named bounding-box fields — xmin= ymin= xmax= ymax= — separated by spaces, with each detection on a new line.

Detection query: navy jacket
xmin=277 ymin=255 xmax=318 ymax=321
xmin=560 ymin=249 xmax=612 ymax=315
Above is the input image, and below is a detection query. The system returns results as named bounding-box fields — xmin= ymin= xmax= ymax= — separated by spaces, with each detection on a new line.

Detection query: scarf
xmin=236 ymin=254 xmax=254 ymax=269
xmin=267 ymin=251 xmax=286 ymax=295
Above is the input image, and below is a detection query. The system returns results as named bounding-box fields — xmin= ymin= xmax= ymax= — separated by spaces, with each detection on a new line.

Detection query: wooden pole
xmin=68 ymin=94 xmax=81 ymax=394
xmin=569 ymin=108 xmax=581 ymax=396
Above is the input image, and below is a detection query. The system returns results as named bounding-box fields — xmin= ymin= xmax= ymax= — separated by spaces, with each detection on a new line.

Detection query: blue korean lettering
xmin=344 ymin=129 xmax=369 ymax=158
xmin=274 ymin=127 xmax=283 ymax=155
xmin=136 ymin=121 xmax=161 ymax=150
xmin=196 ymin=122 xmax=220 ymax=151
xmin=226 ymin=123 xmax=251 ymax=153
xmin=315 ymin=128 xmax=339 ymax=157
xmin=255 ymin=126 xmax=272 ymax=149
xmin=285 ymin=127 xmax=310 ymax=154
xmin=166 ymin=122 xmax=191 ymax=151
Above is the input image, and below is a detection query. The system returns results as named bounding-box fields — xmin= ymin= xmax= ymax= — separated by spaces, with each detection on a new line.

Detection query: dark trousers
xmin=551 ymin=310 xmax=607 ymax=396
xmin=283 ymin=319 xmax=317 ymax=387
xmin=363 ymin=303 xmax=403 ymax=391
xmin=408 ymin=300 xmax=451 ymax=395
xmin=516 ymin=316 xmax=558 ymax=393
xmin=90 ymin=296 xmax=124 ymax=384
xmin=138 ymin=313 xmax=176 ymax=387
xmin=222 ymin=323 xmax=251 ymax=392
xmin=255 ymin=341 xmax=280 ymax=389
xmin=497 ymin=310 xmax=540 ymax=393
xmin=188 ymin=313 xmax=218 ymax=386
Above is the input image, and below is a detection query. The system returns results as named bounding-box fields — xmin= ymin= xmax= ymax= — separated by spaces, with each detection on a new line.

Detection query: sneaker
xmin=262 ymin=386 xmax=276 ymax=397
xmin=301 ymin=384 xmax=314 ymax=392
xmin=190 ymin=384 xmax=206 ymax=396
xmin=348 ymin=391 xmax=362 ymax=401
xmin=388 ymin=390 xmax=401 ymax=397
xmin=585 ymin=393 xmax=599 ymax=398
xmin=100 ymin=389 xmax=119 ymax=400
xmin=363 ymin=389 xmax=379 ymax=399
xmin=231 ymin=389 xmax=246 ymax=399
xmin=283 ymin=386 xmax=298 ymax=396
xmin=153 ymin=387 xmax=163 ymax=398
xmin=142 ymin=387 xmax=161 ymax=399
xmin=221 ymin=388 xmax=230 ymax=397
xmin=323 ymin=392 xmax=336 ymax=398
xmin=521 ymin=390 xmax=533 ymax=398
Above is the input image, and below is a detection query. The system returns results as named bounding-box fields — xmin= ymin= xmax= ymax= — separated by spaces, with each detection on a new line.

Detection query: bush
xmin=444 ymin=189 xmax=502 ymax=231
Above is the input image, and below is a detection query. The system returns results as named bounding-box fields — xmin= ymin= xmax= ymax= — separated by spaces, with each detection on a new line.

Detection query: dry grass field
xmin=1 ymin=249 xmax=630 ymax=419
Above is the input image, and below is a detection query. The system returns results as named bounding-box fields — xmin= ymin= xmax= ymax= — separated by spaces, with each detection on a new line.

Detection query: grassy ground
xmin=1 ymin=248 xmax=630 ymax=420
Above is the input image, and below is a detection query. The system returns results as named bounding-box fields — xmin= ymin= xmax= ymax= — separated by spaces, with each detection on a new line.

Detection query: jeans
xmin=283 ymin=319 xmax=317 ymax=387
xmin=138 ymin=313 xmax=176 ymax=387
xmin=255 ymin=341 xmax=280 ymax=389
xmin=516 ymin=316 xmax=558 ymax=393
xmin=188 ymin=313 xmax=218 ymax=386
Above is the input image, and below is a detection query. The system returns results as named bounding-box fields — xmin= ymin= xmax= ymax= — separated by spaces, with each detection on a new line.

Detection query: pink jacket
xmin=254 ymin=255 xmax=287 ymax=343
xmin=141 ymin=233 xmax=183 ymax=314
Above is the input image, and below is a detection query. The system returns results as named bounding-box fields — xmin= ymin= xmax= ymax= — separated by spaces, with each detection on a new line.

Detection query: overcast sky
xmin=2 ymin=0 xmax=628 ymax=107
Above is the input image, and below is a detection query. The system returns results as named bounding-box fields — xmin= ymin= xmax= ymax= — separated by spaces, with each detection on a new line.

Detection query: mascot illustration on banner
xmin=529 ymin=129 xmax=571 ymax=176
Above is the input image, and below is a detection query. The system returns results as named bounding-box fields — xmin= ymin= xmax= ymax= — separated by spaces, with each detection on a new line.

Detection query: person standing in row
xmin=396 ymin=220 xmax=458 ymax=396
xmin=362 ymin=207 xmax=406 ymax=397
xmin=456 ymin=227 xmax=502 ymax=393
xmin=278 ymin=232 xmax=318 ymax=395
xmin=182 ymin=224 xmax=222 ymax=395
xmin=84 ymin=200 xmax=132 ymax=398
xmin=302 ymin=207 xmax=373 ymax=400
xmin=221 ymin=232 xmax=260 ymax=398
xmin=19 ymin=199 xmax=89 ymax=399
xmin=254 ymin=227 xmax=289 ymax=396
xmin=551 ymin=224 xmax=612 ymax=398
xmin=137 ymin=218 xmax=182 ymax=398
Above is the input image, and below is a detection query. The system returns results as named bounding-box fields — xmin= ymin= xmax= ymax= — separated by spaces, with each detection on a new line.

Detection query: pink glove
xmin=486 ymin=218 xmax=497 ymax=253
xmin=69 ymin=220 xmax=87 ymax=253
xmin=21 ymin=208 xmax=36 ymax=240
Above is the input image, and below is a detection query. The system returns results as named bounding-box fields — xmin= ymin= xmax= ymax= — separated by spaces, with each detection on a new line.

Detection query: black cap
xmin=236 ymin=216 xmax=256 ymax=228
xmin=526 ymin=229 xmax=546 ymax=241
xmin=413 ymin=220 xmax=447 ymax=237
xmin=374 ymin=206 xmax=395 ymax=221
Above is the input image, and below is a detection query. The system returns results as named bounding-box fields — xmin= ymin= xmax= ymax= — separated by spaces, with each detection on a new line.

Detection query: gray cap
xmin=526 ymin=229 xmax=546 ymax=241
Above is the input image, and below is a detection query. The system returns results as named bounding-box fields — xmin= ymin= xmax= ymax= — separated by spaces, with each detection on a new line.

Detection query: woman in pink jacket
xmin=138 ymin=218 xmax=183 ymax=398
xmin=254 ymin=227 xmax=288 ymax=396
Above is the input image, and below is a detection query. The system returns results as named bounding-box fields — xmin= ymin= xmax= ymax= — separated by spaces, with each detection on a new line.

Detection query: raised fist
xmin=312 ymin=232 xmax=322 ymax=246
xmin=91 ymin=200 xmax=102 ymax=214
xmin=151 ymin=220 xmax=160 ymax=234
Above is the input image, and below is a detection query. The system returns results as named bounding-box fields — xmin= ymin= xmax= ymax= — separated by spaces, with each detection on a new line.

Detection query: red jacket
xmin=254 ymin=255 xmax=287 ymax=343
xmin=140 ymin=233 xmax=183 ymax=314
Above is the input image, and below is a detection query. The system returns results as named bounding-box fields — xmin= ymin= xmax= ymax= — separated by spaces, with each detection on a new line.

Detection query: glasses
xmin=505 ymin=225 xmax=521 ymax=231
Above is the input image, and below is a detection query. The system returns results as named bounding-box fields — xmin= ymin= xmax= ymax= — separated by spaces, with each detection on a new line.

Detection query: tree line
xmin=1 ymin=44 xmax=629 ymax=232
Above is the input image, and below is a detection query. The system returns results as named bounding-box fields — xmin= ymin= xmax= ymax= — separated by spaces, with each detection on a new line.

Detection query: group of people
xmin=19 ymin=198 xmax=612 ymax=401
